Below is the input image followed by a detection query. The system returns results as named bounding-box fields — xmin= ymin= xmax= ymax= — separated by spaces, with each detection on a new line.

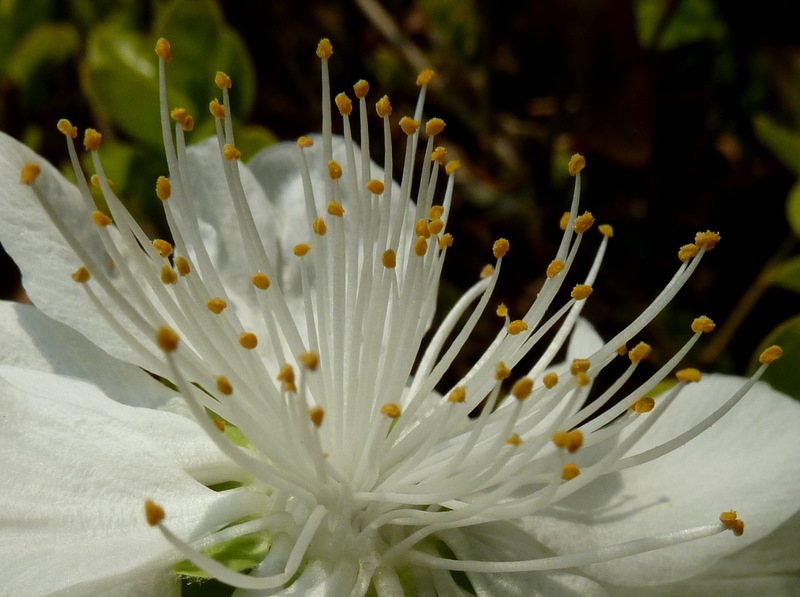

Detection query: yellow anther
xmin=616 ymin=344 xmax=628 ymax=356
xmin=327 ymin=201 xmax=345 ymax=217
xmin=72 ymin=267 xmax=90 ymax=283
xmin=598 ymin=224 xmax=614 ymax=238
xmin=429 ymin=205 xmax=444 ymax=220
xmin=277 ymin=364 xmax=296 ymax=392
xmin=156 ymin=176 xmax=171 ymax=200
xmin=170 ymin=108 xmax=187 ymax=124
xmin=429 ymin=219 xmax=444 ymax=235
xmin=546 ymin=259 xmax=565 ymax=278
xmin=414 ymin=236 xmax=428 ymax=256
xmin=562 ymin=464 xmax=581 ymax=481
xmin=399 ymin=116 xmax=420 ymax=136
xmin=156 ymin=326 xmax=179 ymax=353
xmin=573 ymin=211 xmax=595 ymax=233
xmin=382 ymin=249 xmax=396 ymax=269
xmin=439 ymin=233 xmax=454 ymax=250
xmin=496 ymin=303 xmax=508 ymax=317
xmin=553 ymin=429 xmax=584 ymax=452
xmin=207 ymin=297 xmax=227 ymax=314
xmin=222 ymin=144 xmax=241 ymax=161
xmin=511 ymin=377 xmax=534 ymax=400
xmin=182 ymin=115 xmax=194 ymax=131
xmin=152 ymin=239 xmax=173 ymax=258
xmin=174 ymin=257 xmax=190 ymax=276
xmin=335 ymin=92 xmax=353 ymax=116
xmin=480 ymin=264 xmax=494 ymax=278
xmin=376 ymin=95 xmax=392 ymax=118
xmin=239 ymin=332 xmax=258 ymax=350
xmin=571 ymin=284 xmax=593 ymax=300
xmin=160 ymin=264 xmax=177 ymax=285
xmin=448 ymin=386 xmax=467 ymax=403
xmin=431 ymin=146 xmax=447 ymax=163
xmin=353 ymin=79 xmax=369 ymax=98
xmin=508 ymin=320 xmax=528 ymax=335
xmin=20 ymin=163 xmax=41 ymax=185
xmin=416 ymin=69 xmax=435 ymax=86
xmin=415 ymin=219 xmax=431 ymax=238
xmin=493 ymin=238 xmax=510 ymax=259
xmin=144 ymin=499 xmax=165 ymax=526
xmin=543 ymin=372 xmax=559 ymax=389
xmin=313 ymin=218 xmax=327 ymax=236
xmin=209 ymin=99 xmax=226 ymax=119
xmin=628 ymin=342 xmax=652 ymax=363
xmin=252 ymin=273 xmax=271 ymax=289
xmin=759 ymin=345 xmax=783 ymax=364
xmin=297 ymin=136 xmax=314 ymax=148
xmin=328 ymin=160 xmax=342 ymax=180
xmin=309 ymin=406 xmax=325 ymax=427
xmin=695 ymin=230 xmax=721 ymax=250
xmin=367 ymin=179 xmax=384 ymax=194
xmin=57 ymin=119 xmax=78 ymax=139
xmin=568 ymin=154 xmax=585 ymax=176
xmin=300 ymin=351 xmax=319 ymax=371
xmin=381 ymin=403 xmax=401 ymax=419
xmin=575 ymin=372 xmax=591 ymax=386
xmin=720 ymin=511 xmax=744 ymax=536
xmin=294 ymin=244 xmax=311 ymax=257
xmin=691 ymin=316 xmax=716 ymax=333
xmin=215 ymin=71 xmax=232 ymax=89
xmin=495 ymin=361 xmax=511 ymax=380
xmin=506 ymin=433 xmax=523 ymax=446
xmin=83 ymin=129 xmax=102 ymax=151
xmin=445 ymin=160 xmax=461 ymax=175
xmin=91 ymin=211 xmax=112 ymax=227
xmin=676 ymin=368 xmax=702 ymax=383
xmin=316 ymin=38 xmax=333 ymax=59
xmin=90 ymin=174 xmax=113 ymax=189
xmin=570 ymin=359 xmax=591 ymax=375
xmin=155 ymin=38 xmax=172 ymax=61
xmin=217 ymin=376 xmax=233 ymax=395
xmin=631 ymin=397 xmax=655 ymax=413
xmin=213 ymin=418 xmax=226 ymax=432
xmin=559 ymin=212 xmax=570 ymax=231
xmin=678 ymin=243 xmax=699 ymax=262
xmin=425 ymin=117 xmax=445 ymax=137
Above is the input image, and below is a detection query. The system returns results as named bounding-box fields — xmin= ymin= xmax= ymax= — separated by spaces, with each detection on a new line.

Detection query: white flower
xmin=0 ymin=37 xmax=799 ymax=597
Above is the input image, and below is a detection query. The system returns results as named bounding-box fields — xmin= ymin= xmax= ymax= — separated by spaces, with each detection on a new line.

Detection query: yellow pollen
xmin=252 ymin=273 xmax=271 ymax=289
xmin=431 ymin=147 xmax=447 ymax=163
xmin=213 ymin=418 xmax=226 ymax=432
xmin=553 ymin=429 xmax=584 ymax=452
xmin=90 ymin=174 xmax=113 ymax=189
xmin=493 ymin=238 xmax=510 ymax=259
xmin=277 ymin=364 xmax=296 ymax=391
xmin=511 ymin=377 xmax=534 ymax=400
xmin=316 ymin=38 xmax=333 ymax=59
xmin=57 ymin=119 xmax=78 ymax=138
xmin=297 ymin=136 xmax=314 ymax=148
xmin=156 ymin=326 xmax=179 ymax=353
xmin=445 ymin=160 xmax=461 ymax=175
xmin=562 ymin=464 xmax=581 ymax=481
xmin=327 ymin=200 xmax=345 ymax=217
xmin=429 ymin=205 xmax=444 ymax=220
xmin=480 ymin=264 xmax=495 ymax=278
xmin=83 ymin=129 xmax=102 ymax=151
xmin=628 ymin=342 xmax=652 ymax=363
xmin=328 ymin=160 xmax=342 ymax=180
xmin=152 ymin=239 xmax=173 ymax=258
xmin=20 ymin=163 xmax=41 ymax=185
xmin=174 ymin=257 xmax=190 ymax=276
xmin=616 ymin=343 xmax=628 ymax=355
xmin=300 ymin=351 xmax=319 ymax=371
xmin=506 ymin=433 xmax=522 ymax=446
xmin=376 ymin=95 xmax=392 ymax=118
xmin=309 ymin=406 xmax=325 ymax=427
xmin=678 ymin=243 xmax=699 ymax=262
xmin=222 ymin=144 xmax=241 ymax=161
xmin=144 ymin=499 xmax=165 ymax=526
xmin=382 ymin=249 xmax=396 ymax=269
xmin=156 ymin=176 xmax=171 ymax=200
xmin=691 ymin=316 xmax=716 ymax=333
xmin=335 ymin=92 xmax=353 ymax=116
xmin=416 ymin=69 xmax=435 ymax=86
xmin=367 ymin=179 xmax=384 ymax=194
xmin=598 ymin=224 xmax=614 ymax=238
xmin=570 ymin=358 xmax=591 ymax=375
xmin=576 ymin=372 xmax=591 ymax=386
xmin=495 ymin=361 xmax=511 ymax=380
xmin=546 ymin=259 xmax=565 ymax=278
xmin=439 ymin=233 xmax=454 ymax=250
xmin=543 ymin=372 xmax=559 ymax=389
xmin=381 ymin=403 xmax=401 ymax=419
xmin=353 ymin=79 xmax=369 ymax=98
xmin=759 ymin=345 xmax=783 ymax=364
xmin=215 ymin=71 xmax=232 ymax=89
xmin=91 ymin=211 xmax=112 ymax=227
xmin=676 ymin=368 xmax=702 ymax=383
xmin=160 ymin=264 xmax=177 ymax=285
xmin=425 ymin=117 xmax=445 ymax=136
xmin=170 ymin=107 xmax=187 ymax=124
xmin=155 ymin=38 xmax=172 ymax=61
xmin=294 ymin=244 xmax=311 ymax=257
xmin=71 ymin=266 xmax=91 ymax=284
xmin=507 ymin=320 xmax=528 ymax=335
xmin=239 ymin=332 xmax=258 ymax=350
xmin=415 ymin=219 xmax=431 ymax=238
xmin=573 ymin=211 xmax=595 ymax=233
xmin=559 ymin=212 xmax=570 ymax=231
xmin=496 ymin=303 xmax=508 ymax=317
xmin=448 ymin=386 xmax=466 ymax=403
xmin=209 ymin=99 xmax=225 ymax=119
xmin=631 ymin=396 xmax=655 ymax=413
xmin=207 ymin=297 xmax=227 ymax=314
xmin=695 ymin=230 xmax=721 ymax=250
xmin=399 ymin=116 xmax=420 ymax=136
xmin=429 ymin=219 xmax=444 ymax=235
xmin=313 ymin=218 xmax=327 ymax=236
xmin=415 ymin=236 xmax=428 ymax=256
xmin=568 ymin=153 xmax=586 ymax=176
xmin=571 ymin=284 xmax=593 ymax=300
xmin=720 ymin=511 xmax=745 ymax=536
xmin=182 ymin=115 xmax=195 ymax=131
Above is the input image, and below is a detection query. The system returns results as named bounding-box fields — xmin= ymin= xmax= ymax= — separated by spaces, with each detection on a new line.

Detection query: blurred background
xmin=1 ymin=0 xmax=798 ymax=401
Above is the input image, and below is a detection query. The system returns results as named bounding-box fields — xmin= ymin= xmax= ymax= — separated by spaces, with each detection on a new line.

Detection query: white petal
xmin=233 ymin=558 xmax=359 ymax=597
xmin=606 ymin=574 xmax=800 ymax=597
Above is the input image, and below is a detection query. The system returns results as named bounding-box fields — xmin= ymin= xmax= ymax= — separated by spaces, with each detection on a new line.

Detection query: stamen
xmin=20 ymin=163 xmax=41 ymax=185
xmin=381 ymin=403 xmax=402 ymax=418
xmin=144 ymin=499 xmax=165 ymax=526
xmin=562 ymin=464 xmax=580 ymax=480
xmin=568 ymin=153 xmax=585 ymax=176
xmin=239 ymin=332 xmax=258 ymax=350
xmin=571 ymin=284 xmax=593 ymax=300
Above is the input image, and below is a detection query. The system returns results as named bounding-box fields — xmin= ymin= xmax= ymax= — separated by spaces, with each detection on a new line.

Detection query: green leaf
xmin=6 ymin=22 xmax=81 ymax=83
xmin=749 ymin=314 xmax=800 ymax=400
xmin=753 ymin=115 xmax=800 ymax=177
xmin=634 ymin=0 xmax=725 ymax=51
xmin=173 ymin=530 xmax=271 ymax=579
xmin=770 ymin=255 xmax=800 ymax=293
xmin=786 ymin=181 xmax=800 ymax=237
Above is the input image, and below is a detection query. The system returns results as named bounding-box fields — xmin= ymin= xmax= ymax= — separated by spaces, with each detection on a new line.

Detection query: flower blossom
xmin=1 ymin=37 xmax=799 ymax=597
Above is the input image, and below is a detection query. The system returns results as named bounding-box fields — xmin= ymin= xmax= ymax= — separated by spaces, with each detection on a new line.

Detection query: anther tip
xmin=155 ymin=38 xmax=172 ymax=61
xmin=156 ymin=326 xmax=179 ymax=353
xmin=215 ymin=71 xmax=232 ymax=89
xmin=759 ymin=345 xmax=783 ymax=364
xmin=144 ymin=499 xmax=165 ymax=526
xmin=20 ymin=163 xmax=41 ymax=185
xmin=316 ymin=38 xmax=333 ymax=59
xmin=416 ymin=69 xmax=435 ymax=86
xmin=568 ymin=153 xmax=585 ymax=176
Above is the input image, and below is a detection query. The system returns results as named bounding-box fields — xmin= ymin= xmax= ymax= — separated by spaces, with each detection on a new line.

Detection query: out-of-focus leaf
xmin=753 ymin=114 xmax=800 ymax=177
xmin=770 ymin=256 xmax=800 ymax=293
xmin=749 ymin=314 xmax=800 ymax=401
xmin=237 ymin=125 xmax=277 ymax=162
xmin=418 ymin=0 xmax=480 ymax=59
xmin=6 ymin=23 xmax=81 ymax=83
xmin=634 ymin=0 xmax=725 ymax=51
xmin=786 ymin=181 xmax=800 ymax=237
xmin=0 ymin=0 xmax=63 ymax=74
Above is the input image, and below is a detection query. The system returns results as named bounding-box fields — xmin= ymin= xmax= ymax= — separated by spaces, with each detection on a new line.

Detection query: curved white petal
xmin=606 ymin=574 xmax=800 ymax=597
